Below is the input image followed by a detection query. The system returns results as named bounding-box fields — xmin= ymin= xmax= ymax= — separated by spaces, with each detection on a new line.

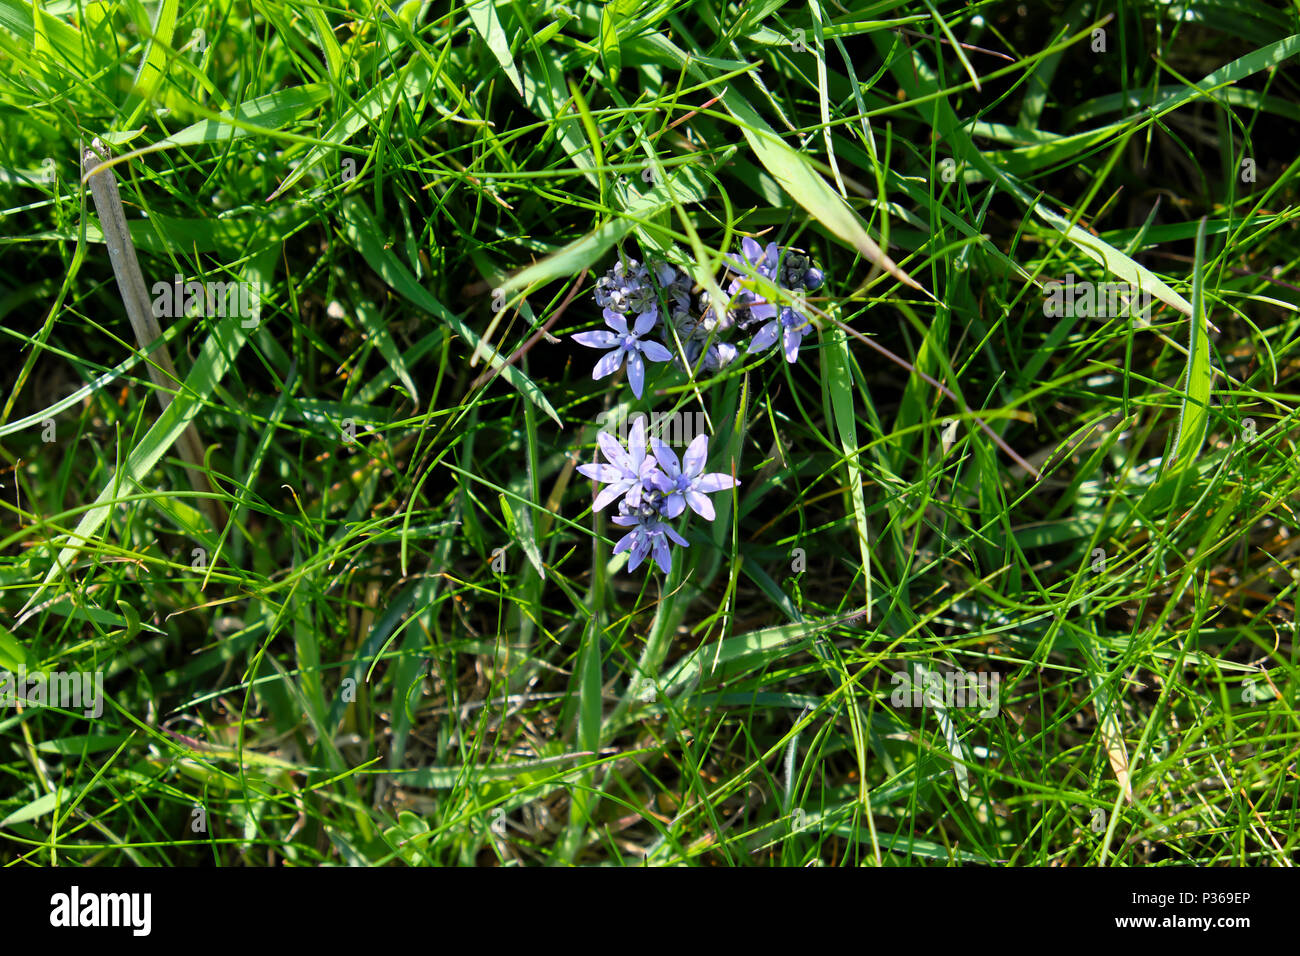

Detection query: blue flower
xmin=576 ymin=420 xmax=739 ymax=574
xmin=725 ymin=236 xmax=780 ymax=281
xmin=727 ymin=241 xmax=823 ymax=365
xmin=576 ymin=416 xmax=662 ymax=511
xmin=611 ymin=491 xmax=690 ymax=573
xmin=726 ymin=238 xmax=783 ymax=333
xmin=572 ymin=308 xmax=673 ymax=398
xmin=747 ymin=305 xmax=813 ymax=364
xmin=648 ymin=434 xmax=740 ymax=521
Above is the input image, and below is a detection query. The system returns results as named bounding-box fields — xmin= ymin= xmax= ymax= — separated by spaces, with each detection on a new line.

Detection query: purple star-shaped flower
xmin=747 ymin=305 xmax=813 ymax=364
xmin=576 ymin=417 xmax=662 ymax=511
xmin=611 ymin=499 xmax=690 ymax=573
xmin=725 ymin=239 xmax=823 ymax=361
xmin=726 ymin=238 xmax=782 ymax=333
xmin=648 ymin=434 xmax=740 ymax=521
xmin=572 ymin=308 xmax=673 ymax=398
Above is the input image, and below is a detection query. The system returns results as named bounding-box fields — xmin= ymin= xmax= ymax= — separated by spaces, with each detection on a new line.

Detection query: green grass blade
xmin=1168 ymin=217 xmax=1213 ymax=474
xmin=339 ymin=199 xmax=560 ymax=426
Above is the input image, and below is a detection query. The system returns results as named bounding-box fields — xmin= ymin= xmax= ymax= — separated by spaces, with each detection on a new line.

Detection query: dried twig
xmin=81 ymin=137 xmax=226 ymax=530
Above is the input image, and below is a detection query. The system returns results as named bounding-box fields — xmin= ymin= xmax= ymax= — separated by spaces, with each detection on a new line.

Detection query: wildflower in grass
xmin=747 ymin=305 xmax=813 ymax=364
xmin=577 ymin=418 xmax=736 ymax=574
xmin=725 ymin=236 xmax=780 ymax=282
xmin=726 ymin=238 xmax=783 ymax=333
xmin=572 ymin=308 xmax=672 ymax=398
xmin=611 ymin=489 xmax=689 ymax=573
xmin=577 ymin=239 xmax=826 ymax=403
xmin=730 ymin=242 xmax=823 ymax=364
xmin=576 ymin=416 xmax=661 ymax=510
xmin=648 ymin=434 xmax=740 ymax=521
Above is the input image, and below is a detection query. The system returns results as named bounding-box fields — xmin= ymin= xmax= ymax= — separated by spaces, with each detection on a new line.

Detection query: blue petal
xmin=651 ymin=535 xmax=673 ymax=573
xmin=573 ymin=330 xmax=620 ymax=349
xmin=639 ymin=340 xmax=673 ymax=363
xmin=626 ymin=350 xmax=645 ymax=398
xmin=747 ymin=321 xmax=779 ymax=354
xmin=632 ymin=310 xmax=658 ymax=337
xmin=593 ymin=349 xmax=624 ymax=379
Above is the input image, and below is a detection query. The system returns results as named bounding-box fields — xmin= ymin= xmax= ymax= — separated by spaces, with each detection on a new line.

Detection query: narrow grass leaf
xmin=1 ymin=791 xmax=61 ymax=828
xmin=824 ymin=325 xmax=872 ymax=618
xmin=1168 ymin=217 xmax=1213 ymax=474
xmin=0 ymin=621 xmax=35 ymax=671
xmin=154 ymin=85 xmax=331 ymax=149
xmin=468 ymin=0 xmax=523 ymax=94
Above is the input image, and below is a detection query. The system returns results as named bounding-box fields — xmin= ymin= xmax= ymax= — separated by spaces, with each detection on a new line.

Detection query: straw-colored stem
xmin=81 ymin=138 xmax=226 ymax=531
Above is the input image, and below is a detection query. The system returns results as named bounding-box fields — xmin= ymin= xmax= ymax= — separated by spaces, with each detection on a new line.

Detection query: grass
xmin=1 ymin=0 xmax=1299 ymax=866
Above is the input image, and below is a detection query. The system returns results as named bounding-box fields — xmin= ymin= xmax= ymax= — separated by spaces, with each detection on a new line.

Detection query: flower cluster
xmin=571 ymin=240 xmax=824 ymax=395
xmin=577 ymin=417 xmax=739 ymax=573
xmin=569 ymin=239 xmax=817 ymax=572
xmin=726 ymin=237 xmax=824 ymax=365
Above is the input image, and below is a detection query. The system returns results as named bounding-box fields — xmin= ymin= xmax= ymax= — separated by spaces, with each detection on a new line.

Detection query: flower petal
xmin=782 ymin=326 xmax=802 ymax=363
xmin=592 ymin=349 xmax=624 ymax=379
xmin=593 ymin=481 xmax=632 ymax=511
xmin=663 ymin=524 xmax=690 ymax=547
xmin=661 ymin=493 xmax=686 ymax=519
xmin=632 ymin=310 xmax=658 ymax=337
xmin=684 ymin=489 xmax=716 ymax=521
xmin=603 ymin=308 xmax=629 ymax=334
xmin=681 ymin=434 xmax=709 ymax=478
xmin=651 ymin=438 xmax=681 ymax=478
xmin=747 ymin=321 xmax=779 ymax=354
xmin=626 ymin=350 xmax=646 ymax=398
xmin=651 ymin=535 xmax=673 ymax=573
xmin=625 ymin=481 xmax=643 ymax=508
xmin=577 ymin=462 xmax=624 ymax=483
xmin=628 ymin=416 xmax=647 ymax=463
xmin=740 ymin=236 xmax=763 ymax=267
xmin=572 ymin=330 xmax=620 ymax=349
xmin=642 ymin=470 xmax=669 ymax=495
xmin=639 ymin=340 xmax=673 ymax=364
xmin=695 ymin=472 xmax=739 ymax=493
xmin=641 ymin=462 xmax=669 ymax=487
xmin=597 ymin=430 xmax=632 ymax=472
